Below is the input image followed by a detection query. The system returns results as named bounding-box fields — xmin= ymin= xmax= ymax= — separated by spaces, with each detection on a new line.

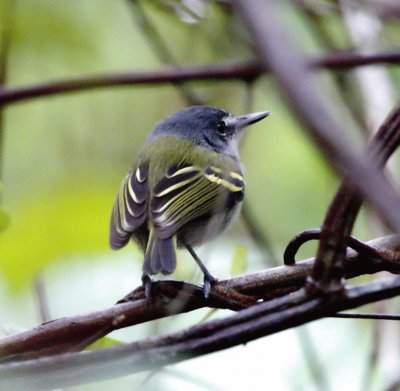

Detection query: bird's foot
xmin=183 ymin=241 xmax=217 ymax=298
xmin=203 ymin=272 xmax=217 ymax=299
xmin=141 ymin=274 xmax=152 ymax=300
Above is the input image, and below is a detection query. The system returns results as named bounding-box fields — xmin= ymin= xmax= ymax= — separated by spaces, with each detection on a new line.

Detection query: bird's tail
xmin=143 ymin=229 xmax=177 ymax=275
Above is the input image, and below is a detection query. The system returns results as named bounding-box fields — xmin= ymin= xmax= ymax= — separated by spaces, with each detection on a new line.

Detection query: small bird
xmin=109 ymin=105 xmax=269 ymax=297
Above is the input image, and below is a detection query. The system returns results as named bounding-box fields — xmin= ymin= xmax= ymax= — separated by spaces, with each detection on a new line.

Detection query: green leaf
xmin=230 ymin=246 xmax=248 ymax=276
xmin=86 ymin=337 xmax=123 ymax=350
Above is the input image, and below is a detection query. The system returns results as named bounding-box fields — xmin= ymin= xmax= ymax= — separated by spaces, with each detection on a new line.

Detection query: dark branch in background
xmin=297 ymin=327 xmax=330 ymax=391
xmin=297 ymin=1 xmax=367 ymax=130
xmin=241 ymin=202 xmax=279 ymax=265
xmin=233 ymin=0 xmax=400 ymax=232
xmin=271 ymin=6 xmax=336 ymax=367
xmin=1 ymin=234 xmax=399 ymax=363
xmin=313 ymin=50 xmax=400 ymax=69
xmin=125 ymin=0 xmax=203 ymax=105
xmin=240 ymin=80 xmax=279 ymax=264
xmin=385 ymin=378 xmax=400 ymax=391
xmin=0 ymin=60 xmax=259 ymax=105
xmin=331 ymin=312 xmax=400 ymax=320
xmin=295 ymin=0 xmax=400 ymax=20
xmin=363 ymin=313 xmax=381 ymax=391
xmin=0 ymin=51 xmax=400 ymax=105
xmin=0 ymin=0 xmax=15 ymax=185
xmin=34 ymin=275 xmax=51 ymax=323
xmin=2 ymin=277 xmax=400 ymax=390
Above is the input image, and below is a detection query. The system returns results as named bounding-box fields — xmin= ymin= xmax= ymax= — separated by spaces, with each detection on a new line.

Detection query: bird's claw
xmin=203 ymin=273 xmax=217 ymax=299
xmin=141 ymin=274 xmax=152 ymax=300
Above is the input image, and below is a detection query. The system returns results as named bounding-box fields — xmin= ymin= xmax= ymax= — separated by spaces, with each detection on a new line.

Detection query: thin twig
xmin=331 ymin=312 xmax=400 ymax=320
xmin=297 ymin=327 xmax=331 ymax=391
xmin=34 ymin=275 xmax=51 ymax=323
xmin=284 ymin=228 xmax=400 ymax=270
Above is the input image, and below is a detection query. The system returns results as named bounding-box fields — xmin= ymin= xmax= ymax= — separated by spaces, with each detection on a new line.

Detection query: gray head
xmin=148 ymin=106 xmax=270 ymax=156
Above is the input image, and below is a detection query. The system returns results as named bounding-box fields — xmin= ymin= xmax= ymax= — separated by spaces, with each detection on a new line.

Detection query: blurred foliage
xmin=0 ymin=179 xmax=113 ymax=289
xmin=0 ymin=0 xmax=399 ymax=390
xmin=86 ymin=336 xmax=123 ymax=350
xmin=0 ymin=182 xmax=9 ymax=233
xmin=230 ymin=245 xmax=247 ymax=276
xmin=0 ymin=208 xmax=9 ymax=233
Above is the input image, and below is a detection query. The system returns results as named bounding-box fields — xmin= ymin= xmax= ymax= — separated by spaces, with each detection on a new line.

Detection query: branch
xmin=331 ymin=312 xmax=400 ymax=320
xmin=0 ymin=234 xmax=399 ymax=363
xmin=126 ymin=0 xmax=203 ymax=105
xmin=233 ymin=0 xmax=400 ymax=232
xmin=311 ymin=106 xmax=400 ymax=289
xmin=0 ymin=0 xmax=16 ymax=182
xmin=295 ymin=0 xmax=400 ymax=20
xmin=0 ymin=51 xmax=400 ymax=105
xmin=299 ymin=2 xmax=367 ymax=129
xmin=0 ymin=60 xmax=260 ymax=105
xmin=311 ymin=50 xmax=400 ymax=69
xmin=1 ymin=276 xmax=400 ymax=390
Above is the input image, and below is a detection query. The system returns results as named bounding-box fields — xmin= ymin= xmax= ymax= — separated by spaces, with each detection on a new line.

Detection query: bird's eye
xmin=216 ymin=121 xmax=227 ymax=136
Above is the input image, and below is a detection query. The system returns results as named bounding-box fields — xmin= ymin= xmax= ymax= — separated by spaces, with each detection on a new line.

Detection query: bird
xmin=109 ymin=105 xmax=269 ymax=297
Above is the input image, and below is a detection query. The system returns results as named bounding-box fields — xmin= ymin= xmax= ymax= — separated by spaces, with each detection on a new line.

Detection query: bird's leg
xmin=141 ymin=273 xmax=152 ymax=300
xmin=183 ymin=242 xmax=216 ymax=298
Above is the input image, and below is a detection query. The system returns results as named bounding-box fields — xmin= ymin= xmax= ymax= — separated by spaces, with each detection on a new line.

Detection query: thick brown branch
xmin=1 ymin=276 xmax=400 ymax=390
xmin=0 ymin=234 xmax=399 ymax=363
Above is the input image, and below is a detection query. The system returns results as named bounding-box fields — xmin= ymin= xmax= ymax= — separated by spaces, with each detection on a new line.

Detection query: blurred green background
xmin=1 ymin=1 xmax=399 ymax=390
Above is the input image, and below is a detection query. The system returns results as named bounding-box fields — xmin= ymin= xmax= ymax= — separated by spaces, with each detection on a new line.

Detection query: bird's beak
xmin=225 ymin=111 xmax=270 ymax=131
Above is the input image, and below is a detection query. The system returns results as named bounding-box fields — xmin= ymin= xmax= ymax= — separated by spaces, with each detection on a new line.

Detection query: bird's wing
xmin=150 ymin=164 xmax=244 ymax=239
xmin=109 ymin=165 xmax=149 ymax=249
